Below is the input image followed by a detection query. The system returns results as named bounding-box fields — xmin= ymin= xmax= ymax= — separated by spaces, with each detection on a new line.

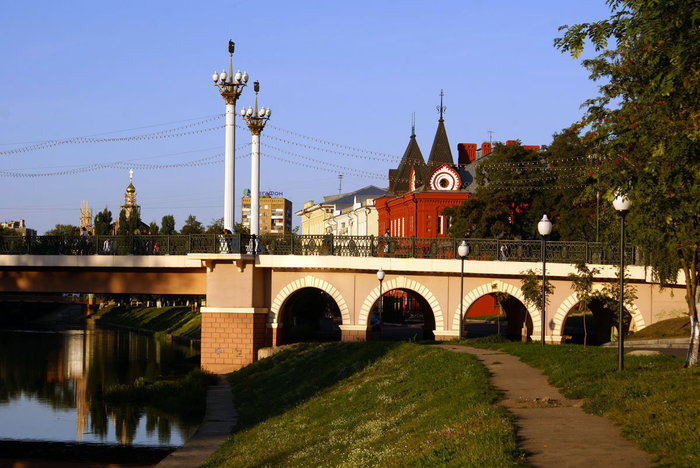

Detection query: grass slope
xmin=204 ymin=342 xmax=525 ymax=467
xmin=627 ymin=316 xmax=690 ymax=340
xmin=468 ymin=339 xmax=700 ymax=467
xmin=96 ymin=305 xmax=200 ymax=339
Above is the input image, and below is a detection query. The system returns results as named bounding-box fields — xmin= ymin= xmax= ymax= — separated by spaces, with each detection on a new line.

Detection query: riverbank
xmin=198 ymin=338 xmax=698 ymax=467
xmin=93 ymin=305 xmax=201 ymax=347
xmin=203 ymin=341 xmax=525 ymax=467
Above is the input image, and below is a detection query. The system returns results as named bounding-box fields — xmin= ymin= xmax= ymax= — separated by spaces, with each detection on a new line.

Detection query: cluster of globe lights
xmin=212 ymin=68 xmax=248 ymax=85
xmin=241 ymin=105 xmax=271 ymax=119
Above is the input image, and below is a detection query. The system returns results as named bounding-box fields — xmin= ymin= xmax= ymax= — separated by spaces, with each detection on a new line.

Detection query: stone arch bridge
xmin=0 ymin=253 xmax=686 ymax=373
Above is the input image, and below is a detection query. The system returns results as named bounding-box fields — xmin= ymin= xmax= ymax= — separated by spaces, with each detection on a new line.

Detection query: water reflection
xmin=0 ymin=323 xmax=200 ymax=446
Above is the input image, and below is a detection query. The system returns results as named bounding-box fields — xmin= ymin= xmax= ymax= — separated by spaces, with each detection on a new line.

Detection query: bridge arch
xmin=269 ymin=275 xmax=351 ymax=326
xmin=552 ymin=284 xmax=646 ymax=341
xmin=452 ymin=280 xmax=541 ymax=339
xmin=358 ymin=276 xmax=444 ymax=332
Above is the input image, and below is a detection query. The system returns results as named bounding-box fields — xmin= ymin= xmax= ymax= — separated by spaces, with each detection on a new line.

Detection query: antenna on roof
xmin=338 ymin=174 xmax=343 ymax=194
xmin=411 ymin=112 xmax=415 ymax=136
xmin=436 ymin=89 xmax=446 ymax=121
xmin=487 ymin=130 xmax=495 ymax=144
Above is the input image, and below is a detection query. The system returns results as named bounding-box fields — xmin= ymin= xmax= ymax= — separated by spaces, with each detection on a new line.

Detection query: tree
xmin=148 ymin=221 xmax=159 ymax=235
xmin=539 ymin=129 xmax=599 ymax=241
xmin=521 ymin=268 xmax=554 ymax=341
xmin=93 ymin=208 xmax=113 ymax=235
xmin=597 ymin=268 xmax=637 ymax=341
xmin=180 ymin=214 xmax=204 ymax=236
xmin=233 ymin=222 xmax=249 ymax=236
xmin=444 ymin=142 xmax=544 ymax=239
xmin=127 ymin=207 xmax=142 ymax=234
xmin=161 ymin=215 xmax=176 ymax=235
xmin=555 ymin=0 xmax=699 ymax=366
xmin=0 ymin=226 xmax=20 ymax=236
xmin=568 ymin=263 xmax=601 ymax=347
xmin=117 ymin=210 xmax=129 ymax=235
xmin=45 ymin=224 xmax=80 ymax=236
xmin=443 ymin=139 xmax=596 ymax=240
xmin=206 ymin=217 xmax=224 ymax=235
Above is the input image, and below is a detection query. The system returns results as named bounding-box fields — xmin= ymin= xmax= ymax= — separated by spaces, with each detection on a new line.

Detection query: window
xmin=437 ymin=215 xmax=444 ymax=235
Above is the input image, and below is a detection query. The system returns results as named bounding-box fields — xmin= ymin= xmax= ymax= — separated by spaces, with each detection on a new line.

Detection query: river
xmin=0 ymin=305 xmax=201 ymax=454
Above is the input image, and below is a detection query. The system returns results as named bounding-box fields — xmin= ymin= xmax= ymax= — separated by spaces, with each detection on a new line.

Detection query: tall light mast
xmin=242 ymin=81 xmax=271 ymax=237
xmin=212 ymin=40 xmax=248 ymax=232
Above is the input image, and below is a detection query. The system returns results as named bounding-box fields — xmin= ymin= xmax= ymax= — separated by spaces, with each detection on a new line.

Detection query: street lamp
xmin=377 ymin=268 xmax=385 ymax=335
xmin=538 ymin=214 xmax=552 ymax=346
xmin=212 ymin=40 xmax=248 ymax=233
xmin=241 ymin=81 xmax=272 ymax=241
xmin=458 ymin=240 xmax=469 ymax=340
xmin=613 ymin=192 xmax=631 ymax=371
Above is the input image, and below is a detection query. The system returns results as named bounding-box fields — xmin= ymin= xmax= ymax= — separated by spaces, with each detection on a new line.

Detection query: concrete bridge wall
xmin=0 ymin=254 xmax=688 ymax=373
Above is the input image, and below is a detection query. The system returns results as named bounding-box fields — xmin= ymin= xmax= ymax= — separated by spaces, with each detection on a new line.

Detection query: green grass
xmin=104 ymin=369 xmax=217 ymax=422
xmin=204 ymin=342 xmax=525 ymax=467
xmin=466 ymin=338 xmax=700 ymax=467
xmin=96 ymin=305 xmax=200 ymax=339
xmin=465 ymin=314 xmax=506 ymax=322
xmin=628 ymin=316 xmax=690 ymax=340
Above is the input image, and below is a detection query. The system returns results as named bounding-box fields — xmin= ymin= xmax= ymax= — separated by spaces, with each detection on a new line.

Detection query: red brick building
xmin=375 ymin=105 xmax=492 ymax=238
xmin=374 ymin=102 xmax=539 ymax=318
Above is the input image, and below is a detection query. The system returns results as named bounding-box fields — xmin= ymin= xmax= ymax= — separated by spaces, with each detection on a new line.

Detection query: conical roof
xmin=426 ymin=118 xmax=453 ymax=173
xmin=388 ymin=133 xmax=426 ymax=195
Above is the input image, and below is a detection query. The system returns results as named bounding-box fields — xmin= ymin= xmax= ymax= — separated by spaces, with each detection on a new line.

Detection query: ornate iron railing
xmin=0 ymin=234 xmax=638 ymax=265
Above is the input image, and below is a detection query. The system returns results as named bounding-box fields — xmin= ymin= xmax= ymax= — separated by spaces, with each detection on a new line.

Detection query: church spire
xmin=437 ymin=89 xmax=446 ymax=122
xmin=426 ymin=90 xmax=453 ymax=171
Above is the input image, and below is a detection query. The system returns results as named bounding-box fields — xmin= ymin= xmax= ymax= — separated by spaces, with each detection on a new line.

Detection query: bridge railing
xmin=0 ymin=234 xmax=637 ymax=265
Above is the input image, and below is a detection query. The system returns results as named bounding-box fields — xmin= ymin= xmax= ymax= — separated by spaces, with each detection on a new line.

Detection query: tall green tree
xmin=45 ymin=224 xmax=80 ymax=236
xmin=127 ymin=207 xmax=142 ymax=234
xmin=555 ymin=0 xmax=699 ymax=366
xmin=568 ymin=263 xmax=601 ymax=348
xmin=444 ymin=142 xmax=544 ymax=239
xmin=206 ymin=217 xmax=224 ymax=235
xmin=180 ymin=215 xmax=204 ymax=236
xmin=117 ymin=210 xmax=129 ymax=235
xmin=93 ymin=208 xmax=113 ymax=235
xmin=161 ymin=215 xmax=176 ymax=235
xmin=538 ymin=129 xmax=599 ymax=241
xmin=148 ymin=221 xmax=159 ymax=235
xmin=233 ymin=222 xmax=250 ymax=236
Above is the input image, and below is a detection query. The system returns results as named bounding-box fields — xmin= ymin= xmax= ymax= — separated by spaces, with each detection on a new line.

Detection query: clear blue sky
xmin=0 ymin=0 xmax=612 ymax=234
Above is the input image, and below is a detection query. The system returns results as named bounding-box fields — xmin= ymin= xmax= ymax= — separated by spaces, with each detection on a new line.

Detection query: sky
xmin=0 ymin=0 xmax=613 ymax=234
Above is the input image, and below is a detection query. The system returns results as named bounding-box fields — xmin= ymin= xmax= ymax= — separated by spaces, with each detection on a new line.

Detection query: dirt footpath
xmin=437 ymin=344 xmax=652 ymax=468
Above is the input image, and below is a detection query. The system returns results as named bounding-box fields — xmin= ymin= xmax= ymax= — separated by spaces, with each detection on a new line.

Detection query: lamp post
xmin=538 ymin=214 xmax=552 ymax=346
xmin=613 ymin=193 xmax=631 ymax=371
xmin=212 ymin=40 xmax=248 ymax=233
xmin=241 ymin=81 xmax=271 ymax=239
xmin=458 ymin=241 xmax=469 ymax=340
xmin=377 ymin=268 xmax=385 ymax=335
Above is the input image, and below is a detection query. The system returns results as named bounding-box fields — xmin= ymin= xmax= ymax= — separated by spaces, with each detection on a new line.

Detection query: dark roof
xmin=387 ymin=133 xmax=426 ymax=196
xmin=426 ymin=118 xmax=454 ymax=173
xmin=323 ymin=185 xmax=386 ymax=210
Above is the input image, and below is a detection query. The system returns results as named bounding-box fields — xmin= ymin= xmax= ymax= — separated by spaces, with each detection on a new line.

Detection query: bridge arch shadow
xmin=453 ymin=280 xmax=539 ymax=341
xmin=269 ymin=276 xmax=350 ymax=345
xmin=553 ymin=286 xmax=645 ymax=344
xmin=359 ymin=276 xmax=444 ymax=341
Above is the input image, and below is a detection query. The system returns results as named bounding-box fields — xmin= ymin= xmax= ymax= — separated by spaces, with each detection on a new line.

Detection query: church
xmin=109 ymin=169 xmax=150 ymax=235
